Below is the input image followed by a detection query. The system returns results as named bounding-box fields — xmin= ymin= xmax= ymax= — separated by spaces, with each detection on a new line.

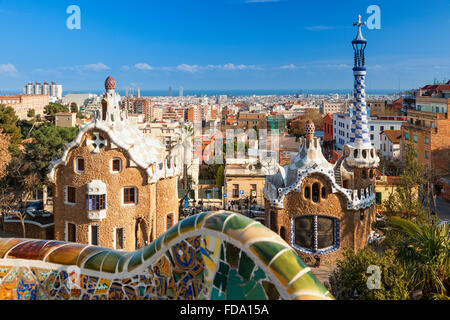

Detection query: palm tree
xmin=388 ymin=216 xmax=449 ymax=298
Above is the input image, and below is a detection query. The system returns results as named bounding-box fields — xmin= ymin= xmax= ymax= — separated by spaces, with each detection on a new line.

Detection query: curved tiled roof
xmin=0 ymin=211 xmax=333 ymax=300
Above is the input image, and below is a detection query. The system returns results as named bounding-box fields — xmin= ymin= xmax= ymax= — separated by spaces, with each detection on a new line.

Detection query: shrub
xmin=329 ymin=247 xmax=411 ymax=300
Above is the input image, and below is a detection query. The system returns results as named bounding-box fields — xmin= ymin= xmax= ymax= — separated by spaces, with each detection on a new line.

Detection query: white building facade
xmin=333 ymin=112 xmax=406 ymax=151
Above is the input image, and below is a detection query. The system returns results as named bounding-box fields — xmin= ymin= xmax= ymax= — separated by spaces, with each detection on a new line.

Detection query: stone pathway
xmin=309 ymin=263 xmax=337 ymax=285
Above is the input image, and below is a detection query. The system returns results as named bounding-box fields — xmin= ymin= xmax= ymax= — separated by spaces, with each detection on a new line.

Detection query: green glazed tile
xmin=117 ymin=253 xmax=132 ymax=273
xmin=243 ymin=279 xmax=256 ymax=294
xmin=238 ymin=251 xmax=255 ymax=281
xmin=142 ymin=241 xmax=157 ymax=261
xmin=203 ymin=213 xmax=229 ymax=232
xmin=223 ymin=214 xmax=254 ymax=234
xmin=154 ymin=235 xmax=163 ymax=252
xmin=194 ymin=212 xmax=211 ymax=229
xmin=101 ymin=251 xmax=128 ymax=273
xmin=218 ymin=261 xmax=230 ymax=276
xmin=269 ymin=250 xmax=309 ymax=287
xmin=225 ymin=242 xmax=240 ymax=268
xmin=226 ymin=269 xmax=246 ymax=300
xmin=249 ymin=241 xmax=288 ymax=266
xmin=286 ymin=272 xmax=328 ymax=296
xmin=252 ymin=267 xmax=266 ymax=282
xmin=246 ymin=283 xmax=267 ymax=300
xmin=179 ymin=215 xmax=197 ymax=234
xmin=127 ymin=250 xmax=143 ymax=272
xmin=83 ymin=251 xmax=110 ymax=271
xmin=76 ymin=246 xmax=107 ymax=267
xmin=220 ymin=244 xmax=225 ymax=260
xmin=211 ymin=287 xmax=226 ymax=300
xmin=213 ymin=273 xmax=228 ymax=292
xmin=163 ymin=224 xmax=179 ymax=246
xmin=262 ymin=281 xmax=280 ymax=300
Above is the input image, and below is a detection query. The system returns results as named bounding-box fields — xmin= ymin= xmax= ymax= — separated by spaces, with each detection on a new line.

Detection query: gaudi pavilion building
xmin=263 ymin=15 xmax=379 ymax=264
xmin=48 ymin=76 xmax=182 ymax=251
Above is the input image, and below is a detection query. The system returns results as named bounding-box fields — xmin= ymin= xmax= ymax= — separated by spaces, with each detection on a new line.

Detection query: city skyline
xmin=0 ymin=0 xmax=448 ymax=91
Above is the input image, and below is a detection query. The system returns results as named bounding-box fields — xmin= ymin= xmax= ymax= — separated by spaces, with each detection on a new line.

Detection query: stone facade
xmin=265 ymin=173 xmax=375 ymax=264
xmin=49 ymin=76 xmax=181 ymax=252
xmin=263 ymin=18 xmax=379 ymax=264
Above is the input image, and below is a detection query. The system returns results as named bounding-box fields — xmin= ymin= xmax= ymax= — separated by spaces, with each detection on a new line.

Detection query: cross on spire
xmin=353 ymin=14 xmax=366 ymax=41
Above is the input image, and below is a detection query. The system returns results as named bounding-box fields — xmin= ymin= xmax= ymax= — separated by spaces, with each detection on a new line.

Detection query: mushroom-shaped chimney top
xmin=105 ymin=76 xmax=116 ymax=91
xmin=305 ymin=120 xmax=315 ymax=135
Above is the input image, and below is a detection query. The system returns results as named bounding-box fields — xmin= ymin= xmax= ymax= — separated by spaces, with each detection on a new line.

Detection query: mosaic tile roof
xmin=0 ymin=211 xmax=333 ymax=300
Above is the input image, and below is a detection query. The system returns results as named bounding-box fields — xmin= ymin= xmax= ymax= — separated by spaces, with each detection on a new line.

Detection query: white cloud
xmin=82 ymin=62 xmax=110 ymax=71
xmin=60 ymin=62 xmax=110 ymax=72
xmin=305 ymin=25 xmax=335 ymax=31
xmin=135 ymin=63 xmax=153 ymax=70
xmin=177 ymin=64 xmax=200 ymax=72
xmin=206 ymin=63 xmax=263 ymax=71
xmin=0 ymin=63 xmax=18 ymax=73
xmin=278 ymin=64 xmax=297 ymax=70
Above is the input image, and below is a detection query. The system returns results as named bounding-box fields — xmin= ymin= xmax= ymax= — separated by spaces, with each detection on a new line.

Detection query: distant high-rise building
xmin=51 ymin=82 xmax=63 ymax=99
xmin=42 ymin=82 xmax=50 ymax=96
xmin=179 ymin=87 xmax=183 ymax=97
xmin=168 ymin=86 xmax=173 ymax=97
xmin=34 ymin=82 xmax=42 ymax=95
xmin=24 ymin=81 xmax=62 ymax=99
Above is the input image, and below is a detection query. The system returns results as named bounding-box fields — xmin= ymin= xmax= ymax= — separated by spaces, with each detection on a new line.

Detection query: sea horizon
xmin=0 ymin=88 xmax=403 ymax=97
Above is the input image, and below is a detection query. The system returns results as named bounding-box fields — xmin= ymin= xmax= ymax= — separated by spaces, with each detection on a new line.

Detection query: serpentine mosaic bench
xmin=0 ymin=211 xmax=333 ymax=300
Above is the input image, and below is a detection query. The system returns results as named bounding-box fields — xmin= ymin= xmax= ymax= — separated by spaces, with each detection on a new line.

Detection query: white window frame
xmin=65 ymin=221 xmax=77 ymax=242
xmin=122 ymin=187 xmax=137 ymax=206
xmin=113 ymin=227 xmax=125 ymax=250
xmin=89 ymin=224 xmax=99 ymax=246
xmin=75 ymin=157 xmax=85 ymax=174
xmin=64 ymin=186 xmax=77 ymax=206
xmin=165 ymin=212 xmax=175 ymax=231
xmin=110 ymin=158 xmax=122 ymax=173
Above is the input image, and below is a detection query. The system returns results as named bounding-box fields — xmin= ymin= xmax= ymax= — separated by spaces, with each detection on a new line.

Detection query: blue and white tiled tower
xmin=344 ymin=15 xmax=379 ymax=169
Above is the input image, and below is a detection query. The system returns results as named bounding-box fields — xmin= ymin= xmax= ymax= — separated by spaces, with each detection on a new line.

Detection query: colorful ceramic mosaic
xmin=0 ymin=211 xmax=333 ymax=300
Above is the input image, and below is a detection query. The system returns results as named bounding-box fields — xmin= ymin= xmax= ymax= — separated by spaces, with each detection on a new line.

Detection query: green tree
xmin=387 ymin=216 xmax=449 ymax=299
xmin=70 ymin=102 xmax=78 ymax=113
xmin=215 ymin=165 xmax=224 ymax=188
xmin=27 ymin=108 xmax=35 ymax=118
xmin=383 ymin=141 xmax=426 ymax=219
xmin=329 ymin=247 xmax=411 ymax=300
xmin=0 ymin=105 xmax=22 ymax=150
xmin=44 ymin=103 xmax=69 ymax=123
xmin=25 ymin=123 xmax=78 ymax=182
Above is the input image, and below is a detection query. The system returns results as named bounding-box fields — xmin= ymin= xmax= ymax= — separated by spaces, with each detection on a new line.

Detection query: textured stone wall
xmin=265 ymin=173 xmax=373 ymax=265
xmin=155 ymin=176 xmax=179 ymax=240
xmin=53 ymin=130 xmax=157 ymax=251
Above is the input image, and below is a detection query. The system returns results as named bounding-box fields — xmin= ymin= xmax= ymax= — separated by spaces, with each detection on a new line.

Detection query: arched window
xmin=354 ymin=149 xmax=358 ymax=158
xmin=312 ymin=183 xmax=320 ymax=203
xmin=343 ymin=179 xmax=349 ymax=189
xmin=362 ymin=149 xmax=367 ymax=159
xmin=304 ymin=186 xmax=310 ymax=199
xmin=362 ymin=170 xmax=367 ymax=179
xmin=293 ymin=215 xmax=339 ymax=254
xmin=321 ymin=187 xmax=327 ymax=199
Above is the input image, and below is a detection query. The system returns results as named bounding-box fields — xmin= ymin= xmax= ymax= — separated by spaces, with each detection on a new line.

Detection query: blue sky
xmin=0 ymin=0 xmax=448 ymax=91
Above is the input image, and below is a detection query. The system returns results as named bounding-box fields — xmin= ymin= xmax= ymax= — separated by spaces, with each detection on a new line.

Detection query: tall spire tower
xmin=344 ymin=15 xmax=379 ymax=168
